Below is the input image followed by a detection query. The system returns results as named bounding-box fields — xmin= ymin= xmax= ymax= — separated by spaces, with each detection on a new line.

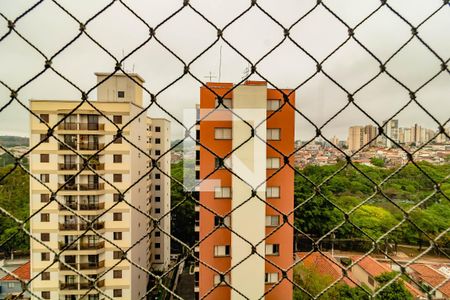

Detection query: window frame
xmin=266 ymin=186 xmax=280 ymax=199
xmin=214 ymin=128 xmax=232 ymax=140
xmin=214 ymin=187 xmax=232 ymax=199
xmin=267 ymin=128 xmax=281 ymax=141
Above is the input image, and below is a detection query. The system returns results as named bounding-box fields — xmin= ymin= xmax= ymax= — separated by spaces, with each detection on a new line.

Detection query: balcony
xmin=79 ymin=202 xmax=105 ymax=210
xmin=58 ymin=163 xmax=77 ymax=171
xmin=59 ymin=223 xmax=78 ymax=231
xmin=59 ymin=203 xmax=77 ymax=210
xmin=80 ymin=241 xmax=105 ymax=250
xmin=79 ymin=123 xmax=105 ymax=131
xmin=60 ymin=281 xmax=78 ymax=290
xmin=79 ymin=279 xmax=105 ymax=289
xmin=79 ymin=183 xmax=104 ymax=191
xmin=58 ymin=241 xmax=78 ymax=250
xmin=58 ymin=123 xmax=77 ymax=131
xmin=79 ymin=221 xmax=104 ymax=231
xmin=58 ymin=183 xmax=78 ymax=191
xmin=79 ymin=143 xmax=104 ymax=151
xmin=79 ymin=260 xmax=105 ymax=270
xmin=59 ymin=262 xmax=77 ymax=271
xmin=59 ymin=143 xmax=77 ymax=150
xmin=79 ymin=163 xmax=105 ymax=171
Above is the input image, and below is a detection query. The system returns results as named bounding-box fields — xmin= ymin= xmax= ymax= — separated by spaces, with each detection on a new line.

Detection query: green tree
xmin=370 ymin=157 xmax=385 ymax=168
xmin=375 ymin=272 xmax=413 ymax=300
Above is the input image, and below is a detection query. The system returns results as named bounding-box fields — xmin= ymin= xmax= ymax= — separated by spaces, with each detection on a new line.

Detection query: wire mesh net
xmin=0 ymin=0 xmax=449 ymax=299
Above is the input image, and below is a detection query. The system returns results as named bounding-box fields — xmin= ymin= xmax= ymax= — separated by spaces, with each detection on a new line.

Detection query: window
xmin=155 ymin=231 xmax=160 ymax=237
xmin=113 ymin=135 xmax=122 ymax=144
xmin=40 ymin=154 xmax=49 ymax=163
xmin=113 ymin=251 xmax=121 ymax=259
xmin=117 ymin=91 xmax=125 ymax=98
xmin=265 ymin=272 xmax=279 ymax=284
xmin=113 ymin=232 xmax=122 ymax=240
xmin=41 ymin=213 xmax=50 ymax=222
xmin=40 ymin=174 xmax=50 ymax=183
xmin=266 ymin=157 xmax=280 ymax=169
xmin=41 ymin=252 xmax=50 ymax=261
xmin=214 ymin=128 xmax=232 ymax=140
xmin=266 ymin=187 xmax=280 ymax=198
xmin=214 ymin=245 xmax=230 ymax=257
xmin=155 ymin=138 xmax=161 ymax=144
xmin=113 ymin=213 xmax=122 ymax=221
xmin=155 ymin=173 xmax=160 ymax=179
xmin=155 ymin=254 xmax=161 ymax=260
xmin=113 ymin=270 xmax=122 ymax=279
xmin=41 ymin=272 xmax=50 ymax=280
xmin=40 ymin=114 xmax=49 ymax=123
xmin=155 ymin=243 xmax=160 ymax=248
xmin=155 ymin=150 xmax=161 ymax=156
xmin=40 ymin=134 xmax=49 ymax=143
xmin=41 ymin=233 xmax=50 ymax=241
xmin=41 ymin=194 xmax=50 ymax=203
xmin=155 ymin=208 xmax=160 ymax=214
xmin=113 ymin=154 xmax=122 ymax=163
xmin=113 ymin=289 xmax=122 ymax=298
xmin=155 ymin=126 xmax=161 ymax=132
xmin=113 ymin=174 xmax=122 ymax=182
xmin=214 ymin=216 xmax=231 ymax=227
xmin=113 ymin=115 xmax=122 ymax=124
xmin=214 ymin=157 xmax=232 ymax=169
xmin=267 ymin=128 xmax=281 ymax=140
xmin=368 ymin=276 xmax=375 ymax=286
xmin=7 ymin=282 xmax=15 ymax=288
xmin=155 ymin=196 xmax=160 ymax=202
xmin=214 ymin=274 xmax=230 ymax=285
xmin=155 ymin=185 xmax=160 ymax=191
xmin=113 ymin=193 xmax=121 ymax=202
xmin=215 ymin=98 xmax=232 ymax=108
xmin=214 ymin=187 xmax=231 ymax=198
xmin=265 ymin=244 xmax=280 ymax=255
xmin=265 ymin=215 xmax=280 ymax=227
xmin=42 ymin=291 xmax=50 ymax=299
xmin=267 ymin=99 xmax=281 ymax=111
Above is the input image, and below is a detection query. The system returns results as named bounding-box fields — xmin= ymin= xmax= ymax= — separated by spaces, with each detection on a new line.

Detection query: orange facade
xmin=196 ymin=82 xmax=295 ymax=299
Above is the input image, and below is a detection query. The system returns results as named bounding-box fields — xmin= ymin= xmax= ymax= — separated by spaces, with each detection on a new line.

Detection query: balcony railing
xmin=59 ymin=143 xmax=77 ymax=150
xmin=79 ymin=202 xmax=105 ymax=210
xmin=80 ymin=241 xmax=105 ymax=250
xmin=59 ymin=203 xmax=77 ymax=210
xmin=59 ymin=262 xmax=77 ymax=271
xmin=59 ymin=223 xmax=78 ymax=231
xmin=79 ymin=279 xmax=105 ymax=289
xmin=60 ymin=281 xmax=78 ymax=290
xmin=79 ymin=143 xmax=104 ymax=151
xmin=58 ymin=163 xmax=77 ymax=171
xmin=79 ymin=163 xmax=105 ymax=171
xmin=79 ymin=221 xmax=105 ymax=231
xmin=58 ymin=183 xmax=78 ymax=191
xmin=79 ymin=260 xmax=105 ymax=270
xmin=58 ymin=241 xmax=78 ymax=250
xmin=79 ymin=183 xmax=104 ymax=191
xmin=79 ymin=123 xmax=105 ymax=131
xmin=58 ymin=123 xmax=77 ymax=130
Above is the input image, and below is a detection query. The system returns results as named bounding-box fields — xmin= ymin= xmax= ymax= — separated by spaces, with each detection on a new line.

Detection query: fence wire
xmin=0 ymin=0 xmax=449 ymax=299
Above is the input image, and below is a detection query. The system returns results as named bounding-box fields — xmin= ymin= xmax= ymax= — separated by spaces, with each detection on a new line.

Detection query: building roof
xmin=410 ymin=264 xmax=450 ymax=298
xmin=351 ymin=255 xmax=391 ymax=277
xmin=1 ymin=261 xmax=30 ymax=281
xmin=94 ymin=72 xmax=145 ymax=83
xmin=297 ymin=252 xmax=357 ymax=287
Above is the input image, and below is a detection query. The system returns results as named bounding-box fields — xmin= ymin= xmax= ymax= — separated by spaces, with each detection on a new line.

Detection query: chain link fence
xmin=0 ymin=0 xmax=449 ymax=299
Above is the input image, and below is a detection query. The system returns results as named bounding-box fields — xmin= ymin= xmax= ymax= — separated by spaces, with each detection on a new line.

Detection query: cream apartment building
xmin=29 ymin=73 xmax=171 ymax=300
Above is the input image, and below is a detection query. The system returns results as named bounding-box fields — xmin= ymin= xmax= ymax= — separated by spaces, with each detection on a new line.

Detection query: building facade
xmin=195 ymin=81 xmax=295 ymax=299
xmin=29 ymin=73 xmax=170 ymax=299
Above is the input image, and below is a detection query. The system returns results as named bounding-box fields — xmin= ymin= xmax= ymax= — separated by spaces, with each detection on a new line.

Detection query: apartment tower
xmin=29 ymin=73 xmax=170 ymax=299
xmin=195 ymin=81 xmax=295 ymax=299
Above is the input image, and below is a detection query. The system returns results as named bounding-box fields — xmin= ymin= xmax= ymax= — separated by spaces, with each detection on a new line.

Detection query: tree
xmin=375 ymin=272 xmax=413 ymax=300
xmin=370 ymin=157 xmax=385 ymax=168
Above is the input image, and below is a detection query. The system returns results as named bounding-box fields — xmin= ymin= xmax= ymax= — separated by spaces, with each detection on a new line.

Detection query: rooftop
xmin=1 ymin=261 xmax=30 ymax=281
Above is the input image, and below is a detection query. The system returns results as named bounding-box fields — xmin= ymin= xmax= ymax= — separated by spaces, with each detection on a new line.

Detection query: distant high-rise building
xmin=196 ymin=81 xmax=295 ymax=299
xmin=29 ymin=73 xmax=171 ymax=299
xmin=383 ymin=119 xmax=399 ymax=148
xmin=347 ymin=126 xmax=364 ymax=152
xmin=363 ymin=125 xmax=378 ymax=146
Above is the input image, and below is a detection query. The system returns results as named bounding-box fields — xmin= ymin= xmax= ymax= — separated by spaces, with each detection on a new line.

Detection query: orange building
xmin=194 ymin=81 xmax=295 ymax=299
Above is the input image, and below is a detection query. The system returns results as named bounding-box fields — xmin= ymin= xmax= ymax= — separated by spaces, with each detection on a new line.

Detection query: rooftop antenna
xmin=242 ymin=63 xmax=251 ymax=80
xmin=122 ymin=49 xmax=126 ymax=72
xmin=204 ymin=71 xmax=216 ymax=82
xmin=218 ymin=45 xmax=223 ymax=82
xmin=132 ymin=64 xmax=135 ymax=73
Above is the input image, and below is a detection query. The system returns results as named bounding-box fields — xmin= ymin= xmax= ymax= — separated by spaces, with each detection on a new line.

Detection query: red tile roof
xmin=410 ymin=264 xmax=450 ymax=298
xmin=1 ymin=261 xmax=30 ymax=281
xmin=352 ymin=255 xmax=391 ymax=277
xmin=297 ymin=252 xmax=357 ymax=287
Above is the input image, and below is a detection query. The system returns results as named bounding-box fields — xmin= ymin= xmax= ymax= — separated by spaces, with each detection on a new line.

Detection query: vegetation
xmin=0 ymin=136 xmax=29 ymax=148
xmin=374 ymin=272 xmax=413 ymax=300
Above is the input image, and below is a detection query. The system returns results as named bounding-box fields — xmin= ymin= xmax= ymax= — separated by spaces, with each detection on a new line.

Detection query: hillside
xmin=0 ymin=136 xmax=29 ymax=148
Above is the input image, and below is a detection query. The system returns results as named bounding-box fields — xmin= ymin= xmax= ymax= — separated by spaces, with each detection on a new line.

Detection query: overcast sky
xmin=0 ymin=0 xmax=448 ymax=141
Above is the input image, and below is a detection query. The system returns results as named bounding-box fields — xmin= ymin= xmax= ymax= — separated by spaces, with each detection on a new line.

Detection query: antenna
xmin=218 ymin=45 xmax=222 ymax=82
xmin=122 ymin=49 xmax=125 ymax=72
xmin=204 ymin=71 xmax=216 ymax=82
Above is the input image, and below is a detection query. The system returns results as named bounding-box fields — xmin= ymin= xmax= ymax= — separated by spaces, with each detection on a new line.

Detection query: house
xmin=0 ymin=261 xmax=30 ymax=300
xmin=408 ymin=264 xmax=450 ymax=300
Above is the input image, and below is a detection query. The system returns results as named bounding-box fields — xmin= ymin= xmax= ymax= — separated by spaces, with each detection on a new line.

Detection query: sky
xmin=0 ymin=0 xmax=448 ymax=141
